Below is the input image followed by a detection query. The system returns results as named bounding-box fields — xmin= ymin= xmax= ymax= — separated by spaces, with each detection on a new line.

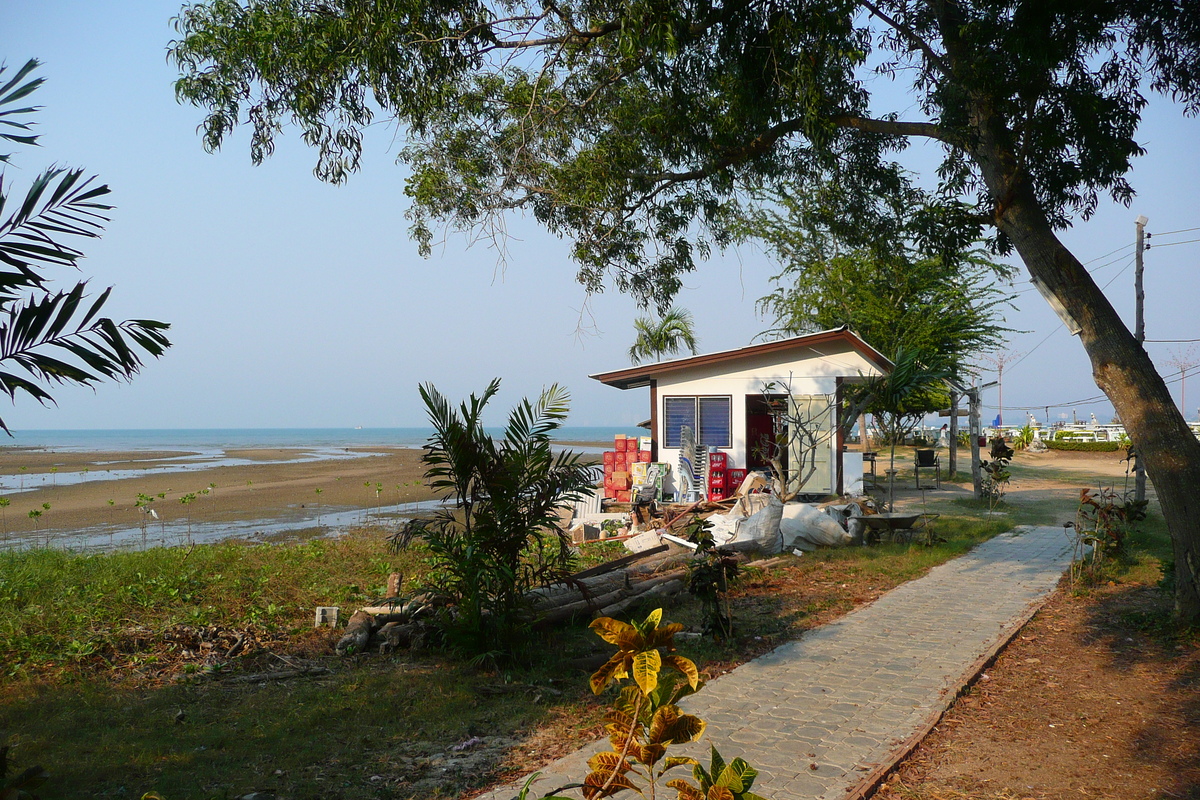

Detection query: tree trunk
xmin=989 ymin=179 xmax=1200 ymax=622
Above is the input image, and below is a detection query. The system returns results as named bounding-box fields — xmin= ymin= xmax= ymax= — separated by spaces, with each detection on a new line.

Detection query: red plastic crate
xmin=708 ymin=488 xmax=727 ymax=502
xmin=727 ymin=468 xmax=748 ymax=488
xmin=708 ymin=469 xmax=726 ymax=489
xmin=708 ymin=452 xmax=728 ymax=470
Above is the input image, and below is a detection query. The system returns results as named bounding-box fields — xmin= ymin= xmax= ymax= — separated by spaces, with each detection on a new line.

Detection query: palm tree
xmin=0 ymin=60 xmax=169 ymax=432
xmin=628 ymin=307 xmax=700 ymax=365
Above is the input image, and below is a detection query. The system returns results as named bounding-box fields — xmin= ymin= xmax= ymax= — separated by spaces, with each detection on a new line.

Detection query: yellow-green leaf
xmin=587 ymin=751 xmax=632 ymax=775
xmin=583 ymin=770 xmax=641 ymax=800
xmin=632 ymin=648 xmax=662 ymax=695
xmin=651 ymin=621 xmax=685 ymax=647
xmin=664 ymin=654 xmax=701 ymax=689
xmin=590 ymin=652 xmax=628 ymax=695
xmin=658 ymin=756 xmax=699 ymax=775
xmin=666 ymin=778 xmax=705 ymax=800
xmin=591 ymin=616 xmax=637 ymax=646
xmin=707 ymin=787 xmax=735 ymax=800
xmin=643 ymin=608 xmax=663 ymax=629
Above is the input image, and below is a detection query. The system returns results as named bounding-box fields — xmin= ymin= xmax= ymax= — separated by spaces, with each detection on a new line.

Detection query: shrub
xmin=1045 ymin=440 xmax=1121 ymax=452
xmin=414 ymin=379 xmax=598 ymax=653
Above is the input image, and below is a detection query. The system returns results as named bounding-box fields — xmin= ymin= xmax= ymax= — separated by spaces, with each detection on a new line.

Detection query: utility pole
xmin=1134 ymin=214 xmax=1148 ymax=503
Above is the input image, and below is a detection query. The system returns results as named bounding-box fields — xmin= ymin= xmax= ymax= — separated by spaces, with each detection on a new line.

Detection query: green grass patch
xmin=0 ymin=510 xmax=1018 ymax=799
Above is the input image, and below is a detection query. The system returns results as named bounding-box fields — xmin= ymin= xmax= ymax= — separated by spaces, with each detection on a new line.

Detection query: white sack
xmin=725 ymin=495 xmax=784 ymax=554
xmin=780 ymin=502 xmax=853 ymax=549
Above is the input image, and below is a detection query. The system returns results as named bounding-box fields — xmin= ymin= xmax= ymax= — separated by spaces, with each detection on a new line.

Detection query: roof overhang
xmin=590 ymin=326 xmax=894 ymax=390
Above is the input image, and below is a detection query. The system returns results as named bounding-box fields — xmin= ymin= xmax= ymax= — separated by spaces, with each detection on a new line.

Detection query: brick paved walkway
xmin=477 ymin=525 xmax=1074 ymax=800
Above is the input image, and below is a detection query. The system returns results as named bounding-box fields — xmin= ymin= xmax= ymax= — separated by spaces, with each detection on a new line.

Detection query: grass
xmin=0 ymin=502 xmax=1094 ymax=799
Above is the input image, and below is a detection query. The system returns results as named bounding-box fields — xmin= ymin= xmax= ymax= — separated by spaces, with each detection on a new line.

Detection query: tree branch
xmin=830 ymin=114 xmax=953 ymax=143
xmin=859 ymin=0 xmax=950 ymax=76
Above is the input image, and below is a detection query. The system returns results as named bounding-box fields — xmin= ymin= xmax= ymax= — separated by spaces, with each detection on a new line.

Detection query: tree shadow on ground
xmin=1081 ymin=584 xmax=1200 ymax=798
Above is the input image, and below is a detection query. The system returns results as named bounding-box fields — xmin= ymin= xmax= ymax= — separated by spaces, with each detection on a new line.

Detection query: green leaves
xmin=0 ymin=62 xmax=170 ymax=433
xmin=417 ymin=379 xmax=598 ymax=651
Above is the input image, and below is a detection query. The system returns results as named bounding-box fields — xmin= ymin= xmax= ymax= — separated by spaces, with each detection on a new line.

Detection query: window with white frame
xmin=664 ymin=396 xmax=731 ymax=448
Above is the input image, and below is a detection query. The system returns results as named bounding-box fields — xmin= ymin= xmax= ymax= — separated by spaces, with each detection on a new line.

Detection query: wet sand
xmin=0 ymin=446 xmax=435 ymax=541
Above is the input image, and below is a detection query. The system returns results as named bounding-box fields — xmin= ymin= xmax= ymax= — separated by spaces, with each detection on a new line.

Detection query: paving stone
xmin=473 ymin=527 xmax=1073 ymax=800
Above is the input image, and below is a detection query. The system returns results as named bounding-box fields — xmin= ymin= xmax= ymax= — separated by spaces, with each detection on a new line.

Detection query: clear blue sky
xmin=3 ymin=2 xmax=1199 ymax=431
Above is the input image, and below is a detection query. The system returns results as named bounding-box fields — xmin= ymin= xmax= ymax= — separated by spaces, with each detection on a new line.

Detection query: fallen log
xmin=593 ymin=578 xmax=686 ymax=619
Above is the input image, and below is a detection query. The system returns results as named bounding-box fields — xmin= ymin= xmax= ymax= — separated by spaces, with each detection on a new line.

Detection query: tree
xmin=748 ymin=193 xmax=1015 ymax=381
xmin=628 ymin=306 xmax=700 ymax=364
xmin=170 ymin=2 xmax=1200 ymax=620
xmin=0 ymin=60 xmax=170 ymax=431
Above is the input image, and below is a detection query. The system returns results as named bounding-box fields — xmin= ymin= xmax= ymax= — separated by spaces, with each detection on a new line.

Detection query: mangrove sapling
xmin=0 ymin=497 xmax=9 ymax=542
xmin=179 ymin=493 xmax=197 ymax=544
xmin=314 ymin=487 xmax=323 ymax=525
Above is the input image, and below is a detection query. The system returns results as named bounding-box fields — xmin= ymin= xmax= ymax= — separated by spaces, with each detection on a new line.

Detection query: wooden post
xmin=948 ymin=391 xmax=959 ymax=478
xmin=968 ymin=388 xmax=983 ymax=499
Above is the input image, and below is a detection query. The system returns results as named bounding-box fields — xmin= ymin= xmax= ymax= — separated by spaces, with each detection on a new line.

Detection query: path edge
xmin=843 ymin=581 xmax=1065 ymax=800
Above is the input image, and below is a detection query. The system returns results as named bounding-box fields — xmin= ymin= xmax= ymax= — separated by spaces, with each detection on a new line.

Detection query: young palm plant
xmin=0 ymin=60 xmax=170 ymax=433
xmin=412 ymin=379 xmax=598 ymax=652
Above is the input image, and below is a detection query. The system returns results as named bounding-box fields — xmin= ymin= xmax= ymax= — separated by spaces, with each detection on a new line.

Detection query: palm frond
xmin=0 ymin=59 xmax=43 ymax=161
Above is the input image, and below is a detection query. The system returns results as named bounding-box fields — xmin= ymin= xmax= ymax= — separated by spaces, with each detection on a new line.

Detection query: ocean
xmin=1 ymin=426 xmax=640 ymax=453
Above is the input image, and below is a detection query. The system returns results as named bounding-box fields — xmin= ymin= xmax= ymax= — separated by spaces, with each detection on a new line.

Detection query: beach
xmin=0 ymin=445 xmax=436 ymax=549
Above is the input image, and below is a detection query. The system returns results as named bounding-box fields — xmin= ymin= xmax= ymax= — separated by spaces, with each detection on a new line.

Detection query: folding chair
xmin=914 ymin=448 xmax=941 ymax=489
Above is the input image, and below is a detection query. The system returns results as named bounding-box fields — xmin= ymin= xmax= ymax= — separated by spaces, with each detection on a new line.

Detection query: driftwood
xmin=335 ymin=610 xmax=374 ymax=655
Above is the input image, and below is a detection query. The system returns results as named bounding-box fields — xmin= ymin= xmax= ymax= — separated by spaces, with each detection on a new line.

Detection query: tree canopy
xmin=169 ymin=1 xmax=1200 ymax=619
xmin=747 ymin=193 xmax=1015 ymax=380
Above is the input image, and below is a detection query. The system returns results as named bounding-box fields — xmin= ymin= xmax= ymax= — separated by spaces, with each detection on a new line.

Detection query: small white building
xmin=590 ymin=326 xmax=893 ymax=497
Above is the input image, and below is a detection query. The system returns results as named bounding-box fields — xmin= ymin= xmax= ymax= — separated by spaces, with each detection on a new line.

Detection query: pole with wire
xmin=1134 ymin=214 xmax=1149 ymax=504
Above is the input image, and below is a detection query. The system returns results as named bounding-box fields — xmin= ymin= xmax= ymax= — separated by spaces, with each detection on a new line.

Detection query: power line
xmin=1151 ymin=225 xmax=1200 ymax=237
xmin=1147 ymin=337 xmax=1200 ymax=343
xmin=1147 ymin=237 xmax=1200 ymax=249
xmin=988 ymin=367 xmax=1188 ymax=411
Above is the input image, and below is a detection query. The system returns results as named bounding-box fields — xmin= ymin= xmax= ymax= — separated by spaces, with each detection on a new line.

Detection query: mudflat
xmin=0 ymin=446 xmax=434 ymax=541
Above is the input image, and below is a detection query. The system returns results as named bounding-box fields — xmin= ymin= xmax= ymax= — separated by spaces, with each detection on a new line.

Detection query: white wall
xmin=650 ymin=344 xmax=883 ymax=497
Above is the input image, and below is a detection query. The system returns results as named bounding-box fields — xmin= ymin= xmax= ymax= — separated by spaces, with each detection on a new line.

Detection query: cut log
xmin=593 ymin=578 xmax=686 ymax=619
xmin=335 ymin=610 xmax=374 ymax=655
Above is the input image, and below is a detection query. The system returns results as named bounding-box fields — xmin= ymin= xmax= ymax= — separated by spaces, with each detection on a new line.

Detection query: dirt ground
xmin=874 ymin=448 xmax=1200 ymax=800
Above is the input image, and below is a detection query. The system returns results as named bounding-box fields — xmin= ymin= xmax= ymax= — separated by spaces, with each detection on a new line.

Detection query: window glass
xmin=664 ymin=397 xmax=696 ymax=448
xmin=698 ymin=396 xmax=732 ymax=447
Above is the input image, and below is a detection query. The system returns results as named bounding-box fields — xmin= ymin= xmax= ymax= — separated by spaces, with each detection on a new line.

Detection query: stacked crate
xmin=705 ymin=452 xmax=748 ymax=502
xmin=602 ymin=434 xmax=652 ymax=502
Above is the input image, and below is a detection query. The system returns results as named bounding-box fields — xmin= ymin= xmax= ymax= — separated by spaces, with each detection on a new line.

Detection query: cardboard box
xmin=638 ymin=451 xmax=651 ymax=463
xmin=603 ymin=451 xmax=616 ymax=465
xmin=616 ymin=490 xmax=631 ymax=503
xmin=612 ymin=471 xmax=631 ymax=489
xmin=638 ymin=436 xmax=652 ymax=451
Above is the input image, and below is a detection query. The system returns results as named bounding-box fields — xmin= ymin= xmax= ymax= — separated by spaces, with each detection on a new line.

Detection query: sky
xmin=2 ymin=2 xmax=1199 ymax=432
